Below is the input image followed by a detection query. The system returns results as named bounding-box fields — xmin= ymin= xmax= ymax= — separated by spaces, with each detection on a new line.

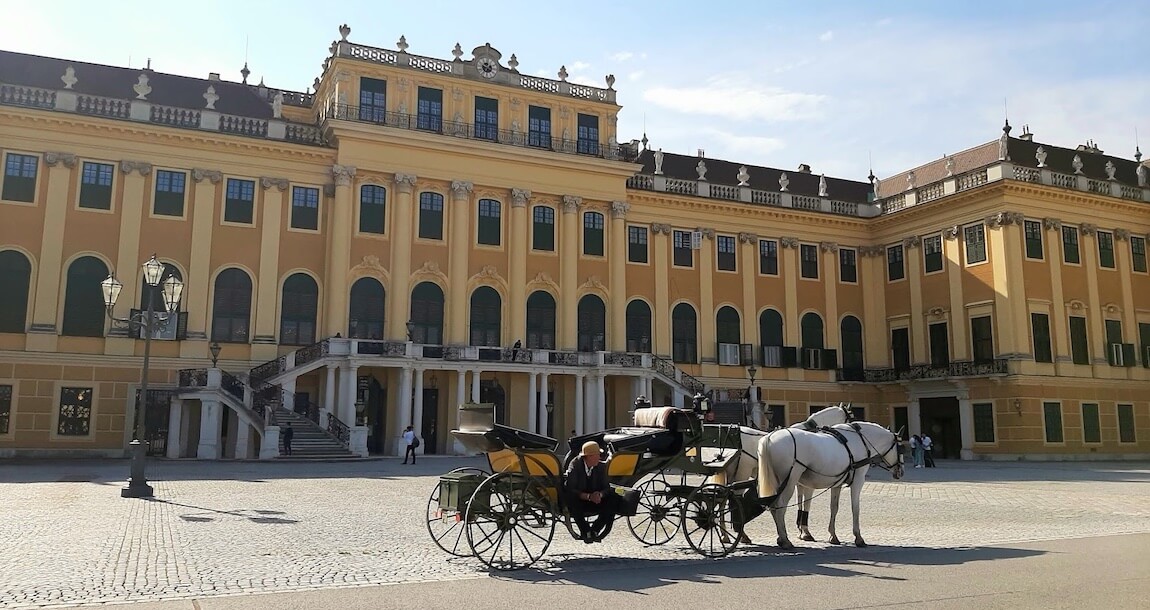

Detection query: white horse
xmin=792 ymin=404 xmax=854 ymax=542
xmin=758 ymin=421 xmax=903 ymax=549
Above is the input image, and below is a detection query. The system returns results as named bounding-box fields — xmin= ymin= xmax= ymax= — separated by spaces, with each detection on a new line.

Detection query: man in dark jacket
xmin=282 ymin=423 xmax=294 ymax=456
xmin=564 ymin=441 xmax=622 ymax=543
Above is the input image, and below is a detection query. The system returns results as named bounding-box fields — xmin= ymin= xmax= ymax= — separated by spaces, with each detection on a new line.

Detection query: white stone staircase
xmin=274 ymin=408 xmax=358 ymax=459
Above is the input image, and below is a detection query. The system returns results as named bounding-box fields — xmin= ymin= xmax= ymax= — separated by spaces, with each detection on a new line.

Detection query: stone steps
xmin=274 ymin=409 xmax=357 ymax=459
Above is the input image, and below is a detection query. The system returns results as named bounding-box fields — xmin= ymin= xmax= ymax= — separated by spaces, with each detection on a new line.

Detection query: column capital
xmin=192 ymin=168 xmax=223 ymax=184
xmin=820 ymin=241 xmax=840 ymax=253
xmin=779 ymin=236 xmax=799 ymax=249
xmin=610 ymin=200 xmax=630 ymax=219
xmin=511 ymin=188 xmax=532 ymax=207
xmin=1079 ymin=223 xmax=1097 ymax=237
xmin=43 ymin=152 xmax=77 ymax=168
xmin=901 ymin=235 xmax=920 ymax=249
xmin=260 ymin=176 xmax=289 ymax=191
xmin=394 ymin=173 xmax=418 ymax=193
xmin=562 ymin=195 xmax=582 ymax=213
xmin=332 ymin=164 xmax=357 ymax=186
xmin=451 ymin=180 xmax=474 ymax=197
xmin=651 ymin=223 xmax=672 ymax=235
xmin=119 ymin=160 xmax=152 ymax=176
xmin=738 ymin=232 xmax=758 ymax=244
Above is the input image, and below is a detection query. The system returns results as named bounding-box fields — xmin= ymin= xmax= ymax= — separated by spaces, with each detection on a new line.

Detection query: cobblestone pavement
xmin=2 ymin=457 xmax=1149 ymax=609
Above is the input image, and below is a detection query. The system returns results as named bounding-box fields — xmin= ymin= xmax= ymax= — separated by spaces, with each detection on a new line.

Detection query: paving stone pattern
xmin=2 ymin=458 xmax=1149 ymax=608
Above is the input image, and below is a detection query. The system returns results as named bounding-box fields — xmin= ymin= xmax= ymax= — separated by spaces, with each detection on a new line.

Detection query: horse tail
xmin=758 ymin=431 xmax=782 ymax=499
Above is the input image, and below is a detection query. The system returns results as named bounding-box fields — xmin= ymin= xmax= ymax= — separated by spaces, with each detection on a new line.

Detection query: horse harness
xmin=787 ymin=423 xmax=882 ymax=488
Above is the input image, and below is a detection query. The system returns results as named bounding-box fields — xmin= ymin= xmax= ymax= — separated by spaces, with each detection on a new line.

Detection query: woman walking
xmin=910 ymin=434 xmax=925 ymax=468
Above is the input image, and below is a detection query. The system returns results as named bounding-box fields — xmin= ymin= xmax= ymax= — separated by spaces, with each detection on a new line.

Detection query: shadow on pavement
xmin=144 ymin=497 xmax=300 ymax=524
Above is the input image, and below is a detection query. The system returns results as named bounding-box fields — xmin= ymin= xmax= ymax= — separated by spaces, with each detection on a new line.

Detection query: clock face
xmin=477 ymin=57 xmax=498 ymax=79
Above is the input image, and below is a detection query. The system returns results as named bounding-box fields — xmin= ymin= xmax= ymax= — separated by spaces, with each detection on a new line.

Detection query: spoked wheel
xmin=426 ymin=467 xmax=489 ymax=556
xmin=627 ymin=478 xmax=683 ymax=545
xmin=464 ymin=472 xmax=555 ymax=571
xmin=681 ymin=483 xmax=744 ymax=558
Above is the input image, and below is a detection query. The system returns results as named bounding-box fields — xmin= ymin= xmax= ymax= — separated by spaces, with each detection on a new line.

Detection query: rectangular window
xmin=79 ymin=161 xmax=114 ymax=209
xmin=576 ymin=113 xmax=599 ymax=155
xmin=359 ymin=185 xmax=386 ymax=234
xmin=971 ymin=315 xmax=994 ymax=362
xmin=923 ymin=235 xmax=943 ymax=273
xmin=716 ymin=235 xmax=736 ymax=271
xmin=528 ymin=105 xmax=551 ymax=149
xmin=474 ymin=96 xmax=499 ymax=141
xmin=673 ymin=230 xmax=693 ymax=267
xmin=1062 ymin=226 xmax=1080 ymax=264
xmin=1105 ymin=318 xmax=1125 ymax=366
xmin=887 ymin=244 xmax=905 ymax=281
xmin=358 ymin=77 xmax=386 ymax=122
xmin=477 ymin=198 xmax=500 ymax=246
xmin=1069 ymin=315 xmax=1090 ymax=365
xmin=1141 ymin=322 xmax=1150 ymax=367
xmin=1132 ymin=236 xmax=1148 ymax=273
xmin=418 ymin=192 xmax=444 ymax=240
xmin=1024 ymin=219 xmax=1044 ymax=259
xmin=964 ymin=224 xmax=987 ymax=264
xmin=891 ymin=327 xmax=911 ymax=370
xmin=416 ymin=87 xmax=443 ymax=132
xmin=0 ymin=384 xmax=10 ymax=434
xmin=57 ymin=386 xmax=92 ymax=436
xmin=800 ymin=244 xmax=819 ymax=279
xmin=583 ymin=212 xmax=605 ymax=256
xmin=627 ymin=226 xmax=648 ymax=263
xmin=1097 ymin=230 xmax=1115 ymax=269
xmin=973 ymin=402 xmax=995 ymax=443
xmin=1043 ymin=402 xmax=1064 ymax=443
xmin=290 ymin=186 xmax=319 ymax=230
xmin=532 ymin=206 xmax=555 ymax=251
xmin=1081 ymin=403 xmax=1101 ymax=443
xmin=1118 ymin=404 xmax=1136 ymax=443
xmin=759 ymin=239 xmax=778 ymax=275
xmin=153 ymin=169 xmax=186 ymax=216
xmin=1031 ymin=312 xmax=1052 ymax=363
xmin=929 ymin=322 xmax=949 ymax=367
xmin=839 ymin=248 xmax=857 ymax=283
xmin=2 ymin=153 xmax=37 ymax=202
xmin=224 ymin=178 xmax=255 ymax=224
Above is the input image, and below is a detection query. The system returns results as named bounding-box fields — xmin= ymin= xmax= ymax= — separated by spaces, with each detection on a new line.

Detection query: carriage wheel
xmin=627 ymin=478 xmax=683 ymax=546
xmin=426 ymin=467 xmax=489 ymax=556
xmin=464 ymin=472 xmax=555 ymax=571
xmin=681 ymin=483 xmax=744 ymax=558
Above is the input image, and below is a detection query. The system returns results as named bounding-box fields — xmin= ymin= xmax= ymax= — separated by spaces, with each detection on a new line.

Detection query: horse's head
xmin=854 ymin=421 xmax=903 ymax=480
xmin=807 ymin=404 xmax=851 ymax=429
xmin=840 ymin=402 xmax=854 ymax=422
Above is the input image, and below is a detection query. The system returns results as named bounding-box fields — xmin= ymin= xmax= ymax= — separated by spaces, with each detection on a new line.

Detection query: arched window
xmin=759 ymin=309 xmax=784 ymax=346
xmin=469 ymin=286 xmax=501 ymax=346
xmin=138 ymin=263 xmax=182 ymax=312
xmin=841 ymin=315 xmax=864 ymax=371
xmin=0 ymin=250 xmax=31 ymax=333
xmin=279 ymin=274 xmax=318 ymax=345
xmin=801 ymin=312 xmax=825 ymax=349
xmin=716 ymin=306 xmax=741 ymax=344
xmin=410 ymin=282 xmax=444 ymax=344
xmin=61 ymin=256 xmax=108 ymax=337
xmin=672 ymin=303 xmax=698 ymax=364
xmin=526 ymin=291 xmax=556 ymax=349
xmin=211 ymin=268 xmax=252 ymax=343
xmin=348 ymin=277 xmax=385 ymax=339
xmin=577 ymin=294 xmax=606 ymax=352
xmin=625 ymin=300 xmax=652 ymax=352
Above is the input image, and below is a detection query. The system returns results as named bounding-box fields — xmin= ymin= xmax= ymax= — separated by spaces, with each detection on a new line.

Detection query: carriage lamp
xmin=100 ymin=274 xmax=124 ymax=311
xmin=141 ymin=254 xmax=165 ymax=286
xmin=209 ymin=342 xmax=222 ymax=367
xmin=746 ymin=364 xmax=758 ymax=383
xmin=545 ymin=402 xmax=554 ymax=414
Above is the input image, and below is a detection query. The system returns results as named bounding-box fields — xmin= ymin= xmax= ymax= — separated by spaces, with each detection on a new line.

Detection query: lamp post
xmin=209 ymin=342 xmax=221 ymax=367
xmin=544 ymin=402 xmax=554 ymax=438
xmin=406 ymin=319 xmax=416 ymax=342
xmin=745 ymin=364 xmax=758 ymax=428
xmin=101 ymin=254 xmax=184 ymax=499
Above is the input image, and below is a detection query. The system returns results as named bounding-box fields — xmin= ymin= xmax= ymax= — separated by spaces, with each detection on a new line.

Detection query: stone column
xmin=698 ymin=229 xmax=716 ymax=363
xmin=180 ymin=169 xmax=222 ymax=357
xmin=166 ymin=398 xmax=183 ymax=458
xmin=574 ymin=373 xmax=585 ymax=435
xmin=197 ymin=398 xmax=221 ymax=459
xmin=739 ymin=233 xmax=758 ymax=351
xmin=608 ymin=201 xmax=630 ymax=351
xmin=106 ymin=161 xmax=152 ymax=354
xmin=527 ymin=372 xmax=538 ymax=433
xmin=323 ymin=365 xmax=336 ymax=423
xmin=234 ymin=419 xmax=250 ymax=459
xmin=412 ymin=369 xmax=424 ymax=453
xmin=388 ymin=174 xmax=418 ymax=340
xmin=324 ymin=164 xmax=357 ymax=338
xmin=780 ymin=238 xmax=800 ymax=375
xmin=26 ymin=152 xmax=76 ymax=351
xmin=594 ymin=374 xmax=607 ymax=430
xmin=821 ymin=242 xmax=841 ymax=358
xmin=509 ymin=189 xmax=531 ymax=343
xmin=252 ymin=177 xmax=288 ymax=360
xmin=540 ymin=372 xmax=550 ymax=435
xmin=340 ymin=364 xmax=359 ymax=425
xmin=447 ymin=181 xmax=473 ymax=344
xmin=559 ymin=195 xmax=582 ymax=349
xmin=454 ymin=370 xmax=467 ymax=454
xmin=395 ymin=366 xmax=413 ymax=456
xmin=958 ymin=397 xmax=975 ymax=460
xmin=651 ymin=224 xmax=672 ymax=356
xmin=471 ymin=369 xmax=481 ymax=402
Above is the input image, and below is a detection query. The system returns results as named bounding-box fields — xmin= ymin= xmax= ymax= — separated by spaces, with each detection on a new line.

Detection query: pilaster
xmin=780 ymin=237 xmax=800 ymax=374
xmin=324 ymin=164 xmax=357 ymax=337
xmin=944 ymin=226 xmax=969 ymax=360
xmin=508 ymin=188 xmax=530 ymax=343
xmin=388 ymin=174 xmax=418 ymax=340
xmin=697 ymin=228 xmax=716 ymax=363
xmin=180 ymin=168 xmax=221 ymax=356
xmin=106 ymin=161 xmax=151 ymax=355
xmin=447 ymin=180 xmax=473 ymax=344
xmin=1043 ymin=218 xmax=1071 ymax=370
xmin=559 ymin=195 xmax=581 ymax=350
xmin=739 ymin=233 xmax=758 ymax=346
xmin=252 ymin=177 xmax=287 ymax=360
xmin=651 ymin=223 xmax=672 ymax=356
xmin=905 ymin=237 xmax=926 ymax=364
xmin=608 ymin=200 xmax=629 ymax=351
xmin=821 ymin=241 xmax=840 ymax=350
xmin=27 ymin=152 xmax=76 ymax=350
xmin=1115 ymin=229 xmax=1137 ymax=355
xmin=860 ymin=246 xmax=888 ymax=366
xmin=988 ymin=213 xmax=1024 ymax=357
xmin=1080 ymin=223 xmax=1107 ymax=370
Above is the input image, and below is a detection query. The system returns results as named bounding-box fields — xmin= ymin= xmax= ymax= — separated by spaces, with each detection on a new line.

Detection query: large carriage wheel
xmin=681 ymin=483 xmax=743 ymax=558
xmin=426 ymin=467 xmax=489 ymax=556
xmin=627 ymin=477 xmax=683 ymax=546
xmin=464 ymin=472 xmax=555 ymax=571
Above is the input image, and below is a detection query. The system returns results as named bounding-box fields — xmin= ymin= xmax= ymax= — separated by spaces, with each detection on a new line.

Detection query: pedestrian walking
xmin=923 ymin=434 xmax=935 ymax=467
xmin=910 ymin=434 xmax=924 ymax=468
xmin=282 ymin=423 xmax=294 ymax=456
xmin=402 ymin=425 xmax=418 ymax=464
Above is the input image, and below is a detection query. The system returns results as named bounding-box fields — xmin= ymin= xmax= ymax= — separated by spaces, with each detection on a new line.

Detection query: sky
xmin=2 ymin=0 xmax=1147 ymax=180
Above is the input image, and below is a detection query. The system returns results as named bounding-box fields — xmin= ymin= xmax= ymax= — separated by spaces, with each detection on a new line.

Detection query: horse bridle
xmin=847 ymin=423 xmax=903 ymax=477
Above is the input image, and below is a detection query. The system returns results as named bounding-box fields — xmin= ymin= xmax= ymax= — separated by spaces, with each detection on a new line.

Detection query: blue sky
xmin=3 ymin=0 xmax=1147 ymax=180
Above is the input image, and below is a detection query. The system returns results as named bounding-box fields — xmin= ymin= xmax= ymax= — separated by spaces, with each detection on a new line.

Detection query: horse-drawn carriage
xmin=426 ymin=400 xmax=903 ymax=570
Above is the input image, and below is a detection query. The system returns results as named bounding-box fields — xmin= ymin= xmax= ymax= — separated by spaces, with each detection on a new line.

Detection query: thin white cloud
xmin=569 ymin=60 xmax=591 ymax=71
xmin=628 ymin=70 xmax=645 ymax=82
xmin=642 ymin=77 xmax=826 ymax=122
xmin=610 ymin=51 xmax=634 ymax=62
xmin=819 ymin=30 xmax=834 ymax=42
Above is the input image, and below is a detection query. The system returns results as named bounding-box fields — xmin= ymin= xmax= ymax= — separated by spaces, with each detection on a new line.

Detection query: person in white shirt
xmin=922 ymin=434 xmax=935 ymax=468
xmin=402 ymin=426 xmax=417 ymax=464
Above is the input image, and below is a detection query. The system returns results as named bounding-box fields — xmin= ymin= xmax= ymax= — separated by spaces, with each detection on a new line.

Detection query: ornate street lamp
xmin=101 ymin=254 xmax=184 ymax=499
xmin=209 ymin=342 xmax=222 ymax=367
xmin=745 ymin=364 xmax=759 ymax=428
xmin=406 ymin=319 xmax=416 ymax=342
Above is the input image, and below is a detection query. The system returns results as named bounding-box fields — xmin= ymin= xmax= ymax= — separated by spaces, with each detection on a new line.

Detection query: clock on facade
xmin=477 ymin=57 xmax=499 ymax=79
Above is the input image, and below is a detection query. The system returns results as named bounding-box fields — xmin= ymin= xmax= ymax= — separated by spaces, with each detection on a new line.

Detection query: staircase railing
xmin=650 ymin=355 xmax=706 ymax=395
xmin=249 ymin=337 xmax=332 ymax=383
xmin=326 ymin=412 xmax=351 ymax=446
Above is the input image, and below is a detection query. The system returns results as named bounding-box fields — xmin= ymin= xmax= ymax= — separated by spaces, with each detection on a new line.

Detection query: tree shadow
xmin=144 ymin=497 xmax=299 ymax=525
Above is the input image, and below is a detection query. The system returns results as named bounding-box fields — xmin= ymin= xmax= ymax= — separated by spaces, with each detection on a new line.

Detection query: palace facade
xmin=1 ymin=26 xmax=1148 ymax=461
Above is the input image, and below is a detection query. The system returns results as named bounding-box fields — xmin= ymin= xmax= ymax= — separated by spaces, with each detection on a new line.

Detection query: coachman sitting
xmin=564 ymin=441 xmax=623 ymax=543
